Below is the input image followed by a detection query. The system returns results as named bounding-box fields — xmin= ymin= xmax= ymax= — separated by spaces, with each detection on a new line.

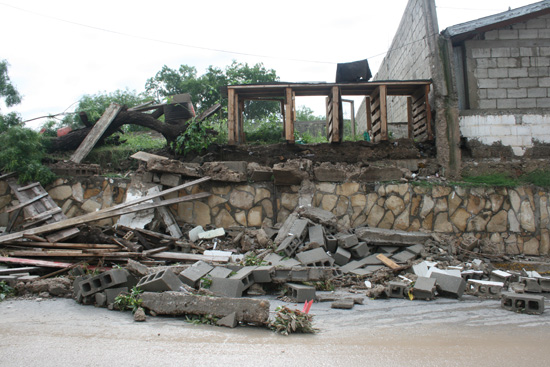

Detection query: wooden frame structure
xmin=225 ymin=80 xmax=432 ymax=145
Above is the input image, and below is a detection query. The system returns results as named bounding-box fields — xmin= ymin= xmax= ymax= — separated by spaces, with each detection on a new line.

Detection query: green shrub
xmin=0 ymin=281 xmax=15 ymax=301
xmin=269 ymin=306 xmax=317 ymax=335
xmin=113 ymin=286 xmax=143 ymax=313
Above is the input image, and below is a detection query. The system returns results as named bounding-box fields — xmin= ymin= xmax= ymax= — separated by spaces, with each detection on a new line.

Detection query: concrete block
xmin=160 ymin=173 xmax=182 ymax=187
xmin=350 ymin=268 xmax=372 ymax=276
xmin=461 ymin=270 xmax=484 ymax=281
xmin=289 ymin=219 xmax=309 ymax=240
xmin=521 ymin=277 xmax=542 ymax=293
xmin=272 ymin=268 xmax=292 ymax=283
xmin=332 ymin=247 xmax=351 ymax=266
xmin=388 ymin=281 xmax=408 ymax=298
xmin=350 ymin=242 xmax=370 ymax=259
xmin=331 ymin=299 xmax=355 ymax=309
xmin=179 ymin=261 xmax=213 ymax=287
xmin=501 ymin=292 xmax=545 ymax=315
xmin=104 ymin=287 xmax=128 ymax=305
xmin=337 ymin=233 xmax=359 ymax=249
xmin=217 ymin=312 xmax=238 ymax=328
xmin=252 ymin=266 xmax=274 ymax=283
xmin=287 ymin=283 xmax=316 ymax=302
xmin=209 ymin=267 xmax=233 ymax=279
xmin=413 ymin=262 xmax=430 ymax=277
xmin=79 ymin=269 xmax=129 ymax=297
xmin=95 ymin=292 xmax=107 ymax=307
xmin=363 ymin=265 xmax=384 ymax=273
xmin=308 ymin=225 xmax=326 ymax=249
xmin=275 ymin=234 xmax=302 ymax=257
xmin=430 ymin=272 xmax=466 ymax=298
xmin=391 ymin=251 xmax=417 ymax=263
xmin=289 ymin=267 xmax=309 ymax=282
xmin=412 ymin=277 xmax=436 ymax=300
xmin=210 ymin=277 xmax=244 ymax=298
xmin=339 ymin=260 xmax=364 ymax=274
xmin=198 ymin=228 xmax=225 ymax=240
xmin=538 ymin=277 xmax=550 ymax=292
xmin=490 ymin=270 xmax=512 ymax=284
xmin=296 ymin=247 xmax=334 ymax=267
xmin=229 ymin=266 xmax=256 ymax=291
xmin=326 ymin=235 xmax=338 ymax=253
xmin=405 ymin=244 xmax=424 ymax=255
xmin=378 ymin=246 xmax=400 ymax=254
xmin=136 ymin=269 xmax=183 ymax=293
xmin=188 ymin=225 xmax=205 ymax=242
xmin=466 ymin=280 xmax=503 ymax=299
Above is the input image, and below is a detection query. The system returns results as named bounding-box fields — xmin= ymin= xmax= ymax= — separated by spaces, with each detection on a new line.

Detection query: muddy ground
xmin=2 ymin=295 xmax=550 ymax=366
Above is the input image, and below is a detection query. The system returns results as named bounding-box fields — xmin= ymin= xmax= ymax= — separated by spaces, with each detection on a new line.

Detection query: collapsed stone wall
xmin=2 ymin=175 xmax=549 ymax=257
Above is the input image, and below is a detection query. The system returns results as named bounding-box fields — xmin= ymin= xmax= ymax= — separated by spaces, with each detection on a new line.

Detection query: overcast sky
xmin=0 ymin=0 xmax=540 ymax=128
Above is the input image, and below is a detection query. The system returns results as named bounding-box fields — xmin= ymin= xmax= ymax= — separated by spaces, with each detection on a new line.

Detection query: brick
xmin=350 ymin=242 xmax=370 ymax=259
xmin=332 ymin=247 xmax=351 ymax=266
xmin=388 ymin=281 xmax=408 ymax=298
xmin=179 ymin=261 xmax=213 ymax=287
xmin=479 ymin=99 xmax=497 ymax=109
xmin=536 ymin=98 xmax=550 ymax=107
xmin=497 ymin=58 xmax=518 ymax=68
xmin=488 ymin=69 xmax=508 ymax=79
xmin=308 ymin=225 xmax=326 ymax=249
xmin=507 ymin=88 xmax=527 ymax=98
xmin=466 ymin=280 xmax=503 ymax=299
xmin=296 ymin=247 xmax=334 ymax=267
xmin=210 ymin=277 xmax=244 ymax=298
xmin=499 ymin=30 xmax=518 ymax=40
xmin=252 ymin=266 xmax=274 ymax=283
xmin=528 ymin=88 xmax=547 ymax=98
xmin=492 ymin=48 xmax=511 ymax=58
xmin=472 ymin=48 xmax=491 ymax=58
xmin=518 ymin=99 xmax=537 ymax=108
xmin=430 ymin=272 xmax=466 ymax=298
xmin=501 ymin=292 xmax=544 ymax=315
xmin=79 ymin=269 xmax=129 ymax=297
xmin=412 ymin=277 xmax=436 ymax=300
xmin=509 ymin=68 xmax=528 ymax=78
xmin=519 ymin=29 xmax=539 ymax=39
xmin=287 ymin=283 xmax=316 ymax=302
xmin=136 ymin=269 xmax=183 ymax=293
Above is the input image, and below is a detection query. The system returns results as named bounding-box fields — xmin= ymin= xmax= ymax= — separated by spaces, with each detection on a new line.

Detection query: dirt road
xmin=1 ymin=295 xmax=549 ymax=366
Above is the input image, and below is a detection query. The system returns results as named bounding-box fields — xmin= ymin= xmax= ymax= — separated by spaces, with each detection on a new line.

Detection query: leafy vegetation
xmin=242 ymin=253 xmax=268 ymax=266
xmin=520 ymin=170 xmax=550 ymax=188
xmin=172 ymin=118 xmax=216 ymax=156
xmin=269 ymin=306 xmax=317 ymax=336
xmin=0 ymin=281 xmax=15 ymax=301
xmin=185 ymin=314 xmax=219 ymax=325
xmin=462 ymin=173 xmax=519 ymax=187
xmin=114 ymin=286 xmax=143 ymax=313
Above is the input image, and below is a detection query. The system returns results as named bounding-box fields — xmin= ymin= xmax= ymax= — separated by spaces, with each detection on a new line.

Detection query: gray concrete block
xmin=388 ymin=281 xmax=408 ymax=298
xmin=137 ymin=269 xmax=183 ymax=293
xmin=501 ymin=292 xmax=545 ymax=315
xmin=308 ymin=225 xmax=326 ymax=249
xmin=466 ymin=280 xmax=503 ymax=299
xmin=179 ymin=261 xmax=213 ymax=287
xmin=275 ymin=235 xmax=302 ymax=257
xmin=391 ymin=251 xmax=417 ymax=264
xmin=104 ymin=287 xmax=129 ymax=305
xmin=361 ymin=254 xmax=384 ymax=265
xmin=521 ymin=277 xmax=542 ymax=293
xmin=337 ymin=233 xmax=359 ymax=249
xmin=95 ymin=292 xmax=107 ymax=307
xmin=272 ymin=268 xmax=292 ymax=283
xmin=377 ymin=246 xmax=400 ymax=254
xmin=79 ymin=269 xmax=129 ymax=297
xmin=350 ymin=242 xmax=370 ymax=259
xmin=461 ymin=270 xmax=484 ymax=281
xmin=289 ymin=219 xmax=309 ymax=240
xmin=209 ymin=267 xmax=233 ymax=279
xmin=412 ymin=277 xmax=436 ymax=300
xmin=538 ymin=277 xmax=550 ymax=292
xmin=296 ymin=247 xmax=334 ymax=267
xmin=326 ymin=235 xmax=338 ymax=253
xmin=405 ymin=244 xmax=424 ymax=255
xmin=339 ymin=260 xmax=364 ymax=274
xmin=350 ymin=268 xmax=373 ymax=276
xmin=210 ymin=277 xmax=244 ymax=298
xmin=332 ymin=247 xmax=351 ymax=266
xmin=430 ymin=272 xmax=466 ymax=298
xmin=363 ymin=265 xmax=384 ymax=273
xmin=230 ymin=266 xmax=256 ymax=291
xmin=287 ymin=283 xmax=316 ymax=302
xmin=290 ymin=267 xmax=309 ymax=282
xmin=252 ymin=266 xmax=274 ymax=283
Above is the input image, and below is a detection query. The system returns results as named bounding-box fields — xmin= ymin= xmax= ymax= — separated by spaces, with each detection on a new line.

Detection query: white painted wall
xmin=459 ymin=113 xmax=550 ymax=156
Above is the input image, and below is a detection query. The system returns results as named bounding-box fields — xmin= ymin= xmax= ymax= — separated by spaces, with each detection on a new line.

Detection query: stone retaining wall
xmin=1 ymin=176 xmax=548 ymax=256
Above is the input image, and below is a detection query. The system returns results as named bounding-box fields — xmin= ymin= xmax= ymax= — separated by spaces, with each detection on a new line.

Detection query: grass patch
xmin=520 ymin=170 xmax=550 ymax=188
xmin=462 ymin=173 xmax=519 ymax=187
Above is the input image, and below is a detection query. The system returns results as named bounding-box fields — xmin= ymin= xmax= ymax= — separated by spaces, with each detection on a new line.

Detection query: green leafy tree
xmin=296 ymin=105 xmax=324 ymax=121
xmin=0 ymin=60 xmax=23 ymax=132
xmin=145 ymin=61 xmax=280 ymax=121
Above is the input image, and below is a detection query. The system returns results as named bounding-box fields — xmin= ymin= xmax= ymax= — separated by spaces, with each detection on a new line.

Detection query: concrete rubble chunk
xmin=188 ymin=225 xmax=205 ymax=242
xmin=350 ymin=242 xmax=370 ymax=259
xmin=210 ymin=277 xmax=245 ymax=298
xmin=217 ymin=312 xmax=238 ymax=328
xmin=412 ymin=277 xmax=436 ymax=300
xmin=125 ymin=259 xmax=149 ymax=277
xmin=296 ymin=206 xmax=341 ymax=231
xmin=134 ymin=307 xmax=147 ymax=322
xmin=337 ymin=233 xmax=359 ymax=249
xmin=208 ymin=267 xmax=233 ymax=279
xmin=179 ymin=261 xmax=214 ymax=287
xmin=521 ymin=277 xmax=542 ymax=293
xmin=198 ymin=228 xmax=225 ymax=240
xmin=308 ymin=225 xmax=326 ymax=249
xmin=331 ymin=298 xmax=355 ymax=309
xmin=430 ymin=272 xmax=466 ymax=298
xmin=354 ymin=227 xmax=431 ymax=246
xmin=141 ymin=291 xmax=270 ymax=324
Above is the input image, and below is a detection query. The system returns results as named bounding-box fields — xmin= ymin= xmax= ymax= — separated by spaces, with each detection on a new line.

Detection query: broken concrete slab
xmin=391 ymin=251 xmax=417 ymax=264
xmin=140 ymin=291 xmax=270 ymax=324
xmin=125 ymin=259 xmax=149 ymax=277
xmin=202 ymin=161 xmax=247 ymax=182
xmin=147 ymin=159 xmax=201 ymax=178
xmin=354 ymin=227 xmax=431 ymax=246
xmin=217 ymin=312 xmax=238 ymax=328
xmin=331 ymin=298 xmax=355 ymax=309
xmin=208 ymin=266 xmax=233 ymax=279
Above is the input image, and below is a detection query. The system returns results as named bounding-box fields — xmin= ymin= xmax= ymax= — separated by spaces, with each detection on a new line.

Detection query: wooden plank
xmin=0 ymin=192 xmax=211 ymax=244
xmin=407 ymin=96 xmax=413 ymax=139
xmin=376 ymin=253 xmax=400 ymax=269
xmin=330 ymin=86 xmax=341 ymax=143
xmin=379 ymin=85 xmax=388 ymax=141
xmin=9 ymin=251 xmax=141 ymax=258
xmin=142 ymin=246 xmax=169 ymax=256
xmin=0 ymin=266 xmax=44 ymax=275
xmin=18 ymin=182 xmax=41 ymax=191
xmin=6 ymin=193 xmax=48 ymax=213
xmin=365 ymin=96 xmax=372 ymax=135
xmin=0 ymin=256 xmax=75 ymax=268
xmin=24 ymin=208 xmax=62 ymax=222
xmin=45 ymin=228 xmax=80 ymax=243
xmin=2 ymin=241 xmax=119 ymax=249
xmin=284 ymin=87 xmax=295 ymax=142
xmin=130 ymin=151 xmax=169 ymax=163
xmin=196 ymin=103 xmax=222 ymax=122
xmin=150 ymin=251 xmax=230 ymax=263
xmin=70 ymin=103 xmax=122 ymax=163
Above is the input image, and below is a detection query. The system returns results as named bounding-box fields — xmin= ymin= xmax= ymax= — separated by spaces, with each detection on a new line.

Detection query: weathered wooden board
xmin=70 ymin=103 xmax=122 ymax=163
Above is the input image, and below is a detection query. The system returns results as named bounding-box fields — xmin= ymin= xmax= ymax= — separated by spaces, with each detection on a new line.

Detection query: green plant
xmin=520 ymin=170 xmax=550 ymax=188
xmin=172 ymin=118 xmax=216 ymax=156
xmin=269 ymin=306 xmax=318 ymax=336
xmin=0 ymin=281 xmax=15 ymax=301
xmin=242 ymin=253 xmax=267 ymax=266
xmin=185 ymin=314 xmax=219 ymax=325
xmin=114 ymin=286 xmax=143 ymax=313
xmin=306 ymin=280 xmax=334 ymax=291
xmin=244 ymin=116 xmax=284 ymax=144
xmin=462 ymin=173 xmax=519 ymax=187
xmin=200 ymin=275 xmax=212 ymax=289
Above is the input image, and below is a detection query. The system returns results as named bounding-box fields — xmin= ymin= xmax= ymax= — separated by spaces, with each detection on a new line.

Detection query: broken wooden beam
xmin=6 ymin=193 xmax=48 ymax=213
xmin=1 ymin=241 xmax=120 ymax=250
xmin=0 ymin=256 xmax=75 ymax=268
xmin=149 ymin=251 xmax=230 ymax=263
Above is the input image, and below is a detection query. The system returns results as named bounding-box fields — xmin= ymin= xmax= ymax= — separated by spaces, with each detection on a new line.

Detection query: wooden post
xmin=425 ymin=84 xmax=433 ymax=140
xmin=365 ymin=96 xmax=372 ymax=135
xmin=227 ymin=88 xmax=236 ymax=145
xmin=407 ymin=96 xmax=413 ymax=139
xmin=280 ymin=100 xmax=286 ymax=139
xmin=331 ymin=86 xmax=341 ymax=143
xmin=284 ymin=87 xmax=295 ymax=142
xmin=349 ymin=100 xmax=355 ymax=137
xmin=379 ymin=85 xmax=388 ymax=141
